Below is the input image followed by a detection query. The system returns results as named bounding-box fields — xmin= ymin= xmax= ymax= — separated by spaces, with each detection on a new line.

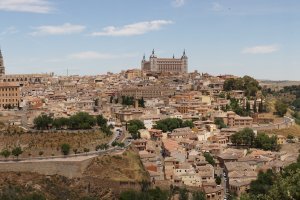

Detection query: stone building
xmin=141 ymin=50 xmax=188 ymax=73
xmin=0 ymin=82 xmax=20 ymax=108
xmin=119 ymin=85 xmax=175 ymax=99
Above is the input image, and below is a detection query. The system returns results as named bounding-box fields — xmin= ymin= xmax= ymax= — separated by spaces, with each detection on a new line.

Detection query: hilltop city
xmin=0 ymin=48 xmax=299 ymax=200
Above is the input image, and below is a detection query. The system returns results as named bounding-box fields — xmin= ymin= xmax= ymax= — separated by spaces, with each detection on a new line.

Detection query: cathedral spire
xmin=0 ymin=47 xmax=5 ymax=75
xmin=150 ymin=49 xmax=157 ymax=58
xmin=182 ymin=49 xmax=187 ymax=59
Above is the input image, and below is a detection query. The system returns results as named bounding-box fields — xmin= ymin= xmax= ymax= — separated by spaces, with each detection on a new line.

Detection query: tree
xmin=215 ymin=176 xmax=222 ymax=185
xmin=73 ymin=148 xmax=78 ymax=154
xmin=154 ymin=118 xmax=193 ymax=132
xmin=53 ymin=117 xmax=69 ymax=129
xmin=96 ymin=143 xmax=109 ymax=151
xmin=292 ymin=98 xmax=300 ymax=109
xmin=96 ymin=114 xmax=107 ymax=127
xmin=101 ymin=125 xmax=113 ymax=136
xmin=39 ymin=151 xmax=44 ymax=156
xmin=253 ymin=100 xmax=257 ymax=113
xmin=0 ymin=149 xmax=10 ymax=159
xmin=68 ymin=112 xmax=96 ymax=129
xmin=203 ymin=152 xmax=215 ymax=166
xmin=249 ymin=169 xmax=276 ymax=196
xmin=230 ymin=128 xmax=255 ymax=146
xmin=275 ymin=100 xmax=288 ymax=117
xmin=11 ymin=147 xmax=23 ymax=159
xmin=254 ymin=133 xmax=279 ymax=151
xmin=127 ymin=120 xmax=145 ymax=139
xmin=223 ymin=76 xmax=261 ymax=97
xmin=61 ymin=143 xmax=71 ymax=155
xmin=83 ymin=148 xmax=90 ymax=155
xmin=246 ymin=100 xmax=251 ymax=113
xmin=33 ymin=114 xmax=53 ymax=130
xmin=287 ymin=134 xmax=294 ymax=140
xmin=179 ymin=188 xmax=188 ymax=200
xmin=182 ymin=120 xmax=194 ymax=128
xmin=214 ymin=118 xmax=227 ymax=129
xmin=192 ymin=191 xmax=206 ymax=200
xmin=138 ymin=97 xmax=145 ymax=108
xmin=121 ymin=96 xmax=134 ymax=106
xmin=128 ymin=125 xmax=140 ymax=139
xmin=258 ymin=101 xmax=264 ymax=113
xmin=244 ymin=157 xmax=300 ymax=200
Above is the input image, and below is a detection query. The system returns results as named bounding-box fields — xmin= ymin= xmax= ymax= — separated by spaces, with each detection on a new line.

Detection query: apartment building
xmin=0 ymin=82 xmax=21 ymax=108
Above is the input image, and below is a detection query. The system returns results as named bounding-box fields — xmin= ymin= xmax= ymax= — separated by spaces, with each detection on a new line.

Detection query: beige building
xmin=141 ymin=50 xmax=188 ymax=73
xmin=214 ymin=111 xmax=253 ymax=128
xmin=0 ymin=73 xmax=53 ymax=85
xmin=0 ymin=82 xmax=20 ymax=108
xmin=119 ymin=85 xmax=175 ymax=99
xmin=124 ymin=69 xmax=142 ymax=79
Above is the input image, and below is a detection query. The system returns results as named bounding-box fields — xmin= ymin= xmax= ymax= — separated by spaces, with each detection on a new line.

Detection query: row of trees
xmin=230 ymin=128 xmax=280 ymax=151
xmin=221 ymin=97 xmax=266 ymax=117
xmin=154 ymin=118 xmax=194 ymax=132
xmin=0 ymin=147 xmax=23 ymax=159
xmin=34 ymin=113 xmax=114 ymax=134
xmin=61 ymin=142 xmax=109 ymax=156
xmin=34 ymin=112 xmax=97 ymax=130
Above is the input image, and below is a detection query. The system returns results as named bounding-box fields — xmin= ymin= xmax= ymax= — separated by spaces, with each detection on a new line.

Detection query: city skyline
xmin=0 ymin=0 xmax=299 ymax=80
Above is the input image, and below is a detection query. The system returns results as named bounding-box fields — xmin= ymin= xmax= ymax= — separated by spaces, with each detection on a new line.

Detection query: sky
xmin=0 ymin=0 xmax=299 ymax=80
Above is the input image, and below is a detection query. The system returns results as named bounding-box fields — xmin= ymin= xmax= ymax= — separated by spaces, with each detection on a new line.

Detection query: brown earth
xmin=0 ymin=148 xmax=149 ymax=199
xmin=261 ymin=124 xmax=300 ymax=137
xmin=0 ymin=171 xmax=115 ymax=200
xmin=84 ymin=148 xmax=149 ymax=182
xmin=0 ymin=129 xmax=111 ymax=158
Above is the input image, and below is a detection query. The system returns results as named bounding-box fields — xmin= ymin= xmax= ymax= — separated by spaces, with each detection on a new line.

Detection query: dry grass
xmin=0 ymin=171 xmax=116 ymax=200
xmin=0 ymin=130 xmax=112 ymax=158
xmin=260 ymin=124 xmax=300 ymax=137
xmin=84 ymin=148 xmax=149 ymax=182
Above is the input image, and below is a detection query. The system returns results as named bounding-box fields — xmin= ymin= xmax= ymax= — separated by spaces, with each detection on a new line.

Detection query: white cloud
xmin=242 ymin=45 xmax=279 ymax=54
xmin=172 ymin=0 xmax=186 ymax=7
xmin=0 ymin=0 xmax=53 ymax=13
xmin=91 ymin=20 xmax=173 ymax=37
xmin=212 ymin=2 xmax=223 ymax=11
xmin=69 ymin=51 xmax=137 ymax=60
xmin=30 ymin=23 xmax=86 ymax=36
xmin=0 ymin=26 xmax=18 ymax=36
